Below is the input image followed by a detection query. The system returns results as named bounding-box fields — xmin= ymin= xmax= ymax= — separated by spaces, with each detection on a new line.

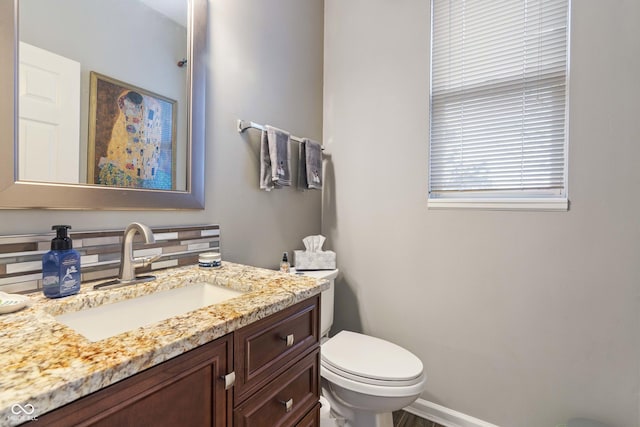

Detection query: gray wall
xmin=323 ymin=1 xmax=640 ymax=426
xmin=2 ymin=0 xmax=324 ymax=270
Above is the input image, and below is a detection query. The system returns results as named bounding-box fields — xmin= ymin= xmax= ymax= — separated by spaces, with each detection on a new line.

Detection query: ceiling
xmin=139 ymin=0 xmax=187 ymax=28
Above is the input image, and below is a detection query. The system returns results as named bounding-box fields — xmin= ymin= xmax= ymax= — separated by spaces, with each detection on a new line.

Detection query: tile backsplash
xmin=0 ymin=224 xmax=220 ymax=294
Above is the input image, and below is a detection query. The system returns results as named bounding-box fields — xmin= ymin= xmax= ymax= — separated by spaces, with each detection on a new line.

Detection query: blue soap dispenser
xmin=42 ymin=225 xmax=81 ymax=298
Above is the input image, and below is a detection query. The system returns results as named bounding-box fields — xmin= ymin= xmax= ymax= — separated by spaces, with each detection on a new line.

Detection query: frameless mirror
xmin=0 ymin=0 xmax=206 ymax=209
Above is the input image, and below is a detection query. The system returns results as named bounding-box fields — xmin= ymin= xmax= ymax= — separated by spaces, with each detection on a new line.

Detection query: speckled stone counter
xmin=0 ymin=262 xmax=327 ymax=426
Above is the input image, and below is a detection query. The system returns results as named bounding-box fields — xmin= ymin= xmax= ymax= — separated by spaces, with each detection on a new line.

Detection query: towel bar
xmin=237 ymin=119 xmax=324 ymax=150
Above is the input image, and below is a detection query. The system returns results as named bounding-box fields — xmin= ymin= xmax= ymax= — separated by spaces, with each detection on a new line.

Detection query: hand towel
xmin=297 ymin=142 xmax=306 ymax=190
xmin=268 ymin=125 xmax=291 ymax=186
xmin=298 ymin=138 xmax=322 ymax=190
xmin=260 ymin=130 xmax=274 ymax=191
xmin=260 ymin=125 xmax=291 ymax=190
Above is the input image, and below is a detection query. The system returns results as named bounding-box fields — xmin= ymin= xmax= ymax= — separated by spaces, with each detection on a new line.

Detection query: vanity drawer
xmin=234 ymin=296 xmax=320 ymax=403
xmin=295 ymin=403 xmax=320 ymax=427
xmin=234 ymin=349 xmax=320 ymax=427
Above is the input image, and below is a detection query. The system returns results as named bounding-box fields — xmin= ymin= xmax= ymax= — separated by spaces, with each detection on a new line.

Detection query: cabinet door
xmin=234 ymin=350 xmax=319 ymax=427
xmin=35 ymin=335 xmax=232 ymax=427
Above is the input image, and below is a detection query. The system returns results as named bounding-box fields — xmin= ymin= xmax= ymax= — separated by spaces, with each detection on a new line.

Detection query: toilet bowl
xmin=292 ymin=269 xmax=426 ymax=427
xmin=321 ymin=330 xmax=426 ymax=427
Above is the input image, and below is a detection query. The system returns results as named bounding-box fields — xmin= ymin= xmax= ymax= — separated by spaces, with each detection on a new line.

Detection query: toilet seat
xmin=321 ymin=364 xmax=426 ymax=398
xmin=321 ymin=331 xmax=426 ymax=396
xmin=322 ymin=360 xmax=425 ymax=387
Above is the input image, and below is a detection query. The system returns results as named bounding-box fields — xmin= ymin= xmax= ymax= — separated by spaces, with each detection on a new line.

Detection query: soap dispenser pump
xmin=42 ymin=225 xmax=81 ymax=298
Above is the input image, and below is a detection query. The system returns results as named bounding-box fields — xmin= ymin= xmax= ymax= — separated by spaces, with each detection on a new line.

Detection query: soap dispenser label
xmin=42 ymin=275 xmax=59 ymax=287
xmin=60 ymin=256 xmax=79 ymax=292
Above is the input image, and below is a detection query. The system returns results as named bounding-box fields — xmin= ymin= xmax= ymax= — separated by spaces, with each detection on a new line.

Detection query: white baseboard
xmin=404 ymin=398 xmax=500 ymax=427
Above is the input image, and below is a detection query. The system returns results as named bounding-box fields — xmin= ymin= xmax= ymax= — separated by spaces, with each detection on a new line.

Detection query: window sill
xmin=427 ymin=197 xmax=568 ymax=211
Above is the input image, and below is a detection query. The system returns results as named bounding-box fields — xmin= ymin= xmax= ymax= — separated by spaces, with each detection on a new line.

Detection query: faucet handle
xmin=135 ymin=255 xmax=161 ymax=268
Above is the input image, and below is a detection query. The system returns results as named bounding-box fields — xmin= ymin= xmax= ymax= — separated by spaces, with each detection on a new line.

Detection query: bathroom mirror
xmin=0 ymin=0 xmax=206 ymax=209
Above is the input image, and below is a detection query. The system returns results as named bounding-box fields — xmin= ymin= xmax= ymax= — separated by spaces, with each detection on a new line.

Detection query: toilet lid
xmin=321 ymin=331 xmax=423 ymax=383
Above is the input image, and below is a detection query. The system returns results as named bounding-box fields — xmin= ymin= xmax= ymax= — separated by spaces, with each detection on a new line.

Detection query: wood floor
xmin=393 ymin=410 xmax=446 ymax=427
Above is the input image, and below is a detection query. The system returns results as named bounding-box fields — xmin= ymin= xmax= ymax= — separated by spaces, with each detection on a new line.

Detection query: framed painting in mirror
xmin=87 ymin=72 xmax=177 ymax=190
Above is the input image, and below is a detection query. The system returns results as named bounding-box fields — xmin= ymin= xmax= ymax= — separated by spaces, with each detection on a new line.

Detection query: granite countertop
xmin=0 ymin=262 xmax=327 ymax=426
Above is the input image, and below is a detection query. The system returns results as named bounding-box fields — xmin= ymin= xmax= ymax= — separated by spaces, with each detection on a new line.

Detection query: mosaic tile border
xmin=0 ymin=224 xmax=220 ymax=294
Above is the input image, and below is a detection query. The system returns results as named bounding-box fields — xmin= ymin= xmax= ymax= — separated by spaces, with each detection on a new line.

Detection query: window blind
xmin=429 ymin=0 xmax=569 ymax=200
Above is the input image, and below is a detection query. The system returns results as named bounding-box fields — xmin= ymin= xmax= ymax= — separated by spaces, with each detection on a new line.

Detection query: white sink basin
xmin=55 ymin=283 xmax=245 ymax=342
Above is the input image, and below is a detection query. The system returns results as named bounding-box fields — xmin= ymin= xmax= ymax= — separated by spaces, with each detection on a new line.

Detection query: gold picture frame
xmin=87 ymin=72 xmax=177 ymax=190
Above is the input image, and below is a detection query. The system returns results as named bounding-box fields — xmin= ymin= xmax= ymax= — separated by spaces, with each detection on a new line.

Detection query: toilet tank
xmin=291 ymin=269 xmax=338 ymax=338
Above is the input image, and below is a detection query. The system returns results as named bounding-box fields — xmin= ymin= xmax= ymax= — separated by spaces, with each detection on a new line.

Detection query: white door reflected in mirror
xmin=19 ymin=42 xmax=80 ymax=184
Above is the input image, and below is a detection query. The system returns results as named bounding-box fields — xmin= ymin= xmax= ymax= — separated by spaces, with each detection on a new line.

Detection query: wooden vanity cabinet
xmin=35 ymin=334 xmax=233 ymax=427
xmin=295 ymin=403 xmax=321 ymax=427
xmin=30 ymin=295 xmax=321 ymax=427
xmin=233 ymin=297 xmax=320 ymax=426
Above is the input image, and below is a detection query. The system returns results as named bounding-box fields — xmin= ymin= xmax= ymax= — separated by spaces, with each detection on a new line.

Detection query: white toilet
xmin=292 ymin=269 xmax=426 ymax=427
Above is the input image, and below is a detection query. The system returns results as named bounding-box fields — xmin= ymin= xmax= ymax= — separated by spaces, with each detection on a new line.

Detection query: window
xmin=429 ymin=0 xmax=570 ymax=210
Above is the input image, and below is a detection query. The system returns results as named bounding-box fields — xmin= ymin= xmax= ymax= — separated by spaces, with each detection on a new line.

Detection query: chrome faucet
xmin=119 ymin=222 xmax=159 ymax=282
xmin=94 ymin=222 xmax=160 ymax=290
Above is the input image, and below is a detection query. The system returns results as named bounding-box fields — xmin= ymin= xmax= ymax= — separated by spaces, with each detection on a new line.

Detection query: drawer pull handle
xmin=281 ymin=334 xmax=295 ymax=347
xmin=220 ymin=371 xmax=235 ymax=390
xmin=279 ymin=398 xmax=294 ymax=413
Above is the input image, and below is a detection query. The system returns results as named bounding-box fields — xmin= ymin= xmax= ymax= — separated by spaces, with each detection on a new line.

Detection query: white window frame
xmin=428 ymin=0 xmax=571 ymax=211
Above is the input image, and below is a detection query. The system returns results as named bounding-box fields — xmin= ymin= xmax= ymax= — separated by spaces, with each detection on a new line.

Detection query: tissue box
xmin=294 ymin=250 xmax=336 ymax=270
